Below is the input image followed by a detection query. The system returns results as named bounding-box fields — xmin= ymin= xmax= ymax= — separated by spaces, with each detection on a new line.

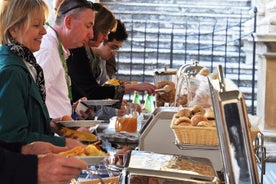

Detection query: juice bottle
xmin=115 ymin=117 xmax=137 ymax=133
xmin=115 ymin=104 xmax=138 ymax=133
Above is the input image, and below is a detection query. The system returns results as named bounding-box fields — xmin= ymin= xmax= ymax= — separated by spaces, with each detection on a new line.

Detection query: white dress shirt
xmin=34 ymin=28 xmax=72 ymax=118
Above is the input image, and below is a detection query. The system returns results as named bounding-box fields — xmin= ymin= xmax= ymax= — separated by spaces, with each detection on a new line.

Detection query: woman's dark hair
xmin=92 ymin=3 xmax=116 ymax=41
xmin=107 ymin=19 xmax=128 ymax=42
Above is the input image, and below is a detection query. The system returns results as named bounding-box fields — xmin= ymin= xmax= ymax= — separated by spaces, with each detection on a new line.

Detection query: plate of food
xmin=59 ymin=144 xmax=109 ymax=165
xmin=57 ymin=126 xmax=98 ymax=142
xmin=57 ymin=120 xmax=102 ymax=129
xmin=81 ymin=99 xmax=119 ymax=106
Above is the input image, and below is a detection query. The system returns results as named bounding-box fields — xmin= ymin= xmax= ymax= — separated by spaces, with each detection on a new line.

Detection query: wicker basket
xmin=170 ymin=114 xmax=260 ymax=146
xmin=171 ymin=125 xmax=219 ymax=146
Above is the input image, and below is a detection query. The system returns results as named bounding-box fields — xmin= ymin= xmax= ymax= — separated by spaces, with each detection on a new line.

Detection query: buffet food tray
xmin=81 ymin=99 xmax=119 ymax=106
xmin=98 ymin=132 xmax=139 ymax=145
xmin=57 ymin=120 xmax=102 ymax=128
xmin=125 ymin=150 xmax=220 ymax=183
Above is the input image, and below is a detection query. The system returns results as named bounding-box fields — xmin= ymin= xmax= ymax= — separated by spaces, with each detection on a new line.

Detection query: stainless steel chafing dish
xmin=122 ymin=150 xmax=221 ymax=184
xmin=209 ymin=65 xmax=260 ymax=183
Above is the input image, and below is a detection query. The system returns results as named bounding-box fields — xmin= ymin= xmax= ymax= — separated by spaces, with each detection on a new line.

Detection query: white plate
xmin=77 ymin=156 xmax=108 ymax=165
xmin=82 ymin=99 xmax=119 ymax=106
xmin=57 ymin=120 xmax=102 ymax=128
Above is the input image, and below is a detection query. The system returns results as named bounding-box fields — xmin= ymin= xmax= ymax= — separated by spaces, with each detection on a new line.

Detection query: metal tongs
xmin=154 ymin=84 xmax=173 ymax=93
xmin=208 ymin=65 xmax=259 ymax=184
xmin=217 ymin=64 xmax=225 ymax=92
xmin=83 ymin=169 xmax=105 ymax=184
xmin=71 ymin=170 xmax=105 ymax=184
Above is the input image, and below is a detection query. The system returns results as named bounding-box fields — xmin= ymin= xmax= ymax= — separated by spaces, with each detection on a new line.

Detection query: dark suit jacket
xmin=0 ymin=141 xmax=37 ymax=184
xmin=67 ymin=47 xmax=124 ymax=109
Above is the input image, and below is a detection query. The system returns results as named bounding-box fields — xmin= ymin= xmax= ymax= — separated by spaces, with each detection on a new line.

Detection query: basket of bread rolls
xmin=171 ymin=105 xmax=260 ymax=146
xmin=170 ymin=105 xmax=218 ymax=146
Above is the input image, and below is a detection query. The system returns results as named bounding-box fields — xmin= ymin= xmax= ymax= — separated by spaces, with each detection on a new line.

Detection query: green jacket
xmin=0 ymin=46 xmax=65 ymax=146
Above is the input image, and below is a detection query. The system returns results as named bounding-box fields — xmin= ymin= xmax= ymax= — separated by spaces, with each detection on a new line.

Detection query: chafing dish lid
xmin=126 ymin=151 xmax=220 ymax=183
xmin=177 ymin=59 xmax=204 ymax=78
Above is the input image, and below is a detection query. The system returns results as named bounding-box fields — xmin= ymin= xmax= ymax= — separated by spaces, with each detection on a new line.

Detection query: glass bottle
xmin=143 ymin=92 xmax=155 ymax=113
xmin=132 ymin=91 xmax=141 ymax=105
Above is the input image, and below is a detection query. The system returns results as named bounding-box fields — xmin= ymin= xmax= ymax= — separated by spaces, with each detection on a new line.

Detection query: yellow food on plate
xmin=106 ymin=78 xmax=121 ymax=86
xmin=58 ymin=126 xmax=97 ymax=142
xmin=59 ymin=144 xmax=109 ymax=157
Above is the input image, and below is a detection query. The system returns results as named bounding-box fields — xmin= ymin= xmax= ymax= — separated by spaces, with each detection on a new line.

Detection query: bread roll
xmin=191 ymin=114 xmax=208 ymax=126
xmin=175 ymin=108 xmax=192 ymax=118
xmin=174 ymin=116 xmax=192 ymax=126
xmin=192 ymin=105 xmax=206 ymax=115
xmin=197 ymin=121 xmax=210 ymax=127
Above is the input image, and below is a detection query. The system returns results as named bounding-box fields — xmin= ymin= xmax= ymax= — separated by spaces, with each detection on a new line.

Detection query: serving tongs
xmin=83 ymin=169 xmax=105 ymax=184
xmin=71 ymin=170 xmax=105 ymax=184
xmin=217 ymin=64 xmax=225 ymax=92
xmin=154 ymin=84 xmax=173 ymax=94
xmin=208 ymin=65 xmax=259 ymax=184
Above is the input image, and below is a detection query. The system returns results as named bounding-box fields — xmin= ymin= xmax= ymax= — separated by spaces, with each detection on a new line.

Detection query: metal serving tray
xmin=125 ymin=150 xmax=220 ymax=183
xmin=209 ymin=65 xmax=259 ymax=184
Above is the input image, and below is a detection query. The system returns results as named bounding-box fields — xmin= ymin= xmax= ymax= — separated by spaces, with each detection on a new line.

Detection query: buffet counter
xmin=71 ymin=63 xmax=266 ymax=184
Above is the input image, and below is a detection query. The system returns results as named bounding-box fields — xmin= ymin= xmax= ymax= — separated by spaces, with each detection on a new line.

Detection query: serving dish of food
xmin=126 ymin=150 xmax=220 ymax=183
xmin=57 ymin=120 xmax=102 ymax=129
xmin=81 ymin=99 xmax=119 ymax=106
xmin=57 ymin=126 xmax=98 ymax=142
xmin=59 ymin=144 xmax=109 ymax=165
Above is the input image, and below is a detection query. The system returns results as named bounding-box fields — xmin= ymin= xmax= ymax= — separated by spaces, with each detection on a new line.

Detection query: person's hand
xmin=65 ymin=138 xmax=85 ymax=149
xmin=21 ymin=142 xmax=69 ymax=155
xmin=72 ymin=97 xmax=87 ymax=111
xmin=38 ymin=154 xmax=87 ymax=184
xmin=137 ymin=82 xmax=156 ymax=94
xmin=77 ymin=107 xmax=95 ymax=120
xmin=50 ymin=118 xmax=62 ymax=133
xmin=125 ymin=82 xmax=156 ymax=94
xmin=73 ymin=97 xmax=95 ymax=120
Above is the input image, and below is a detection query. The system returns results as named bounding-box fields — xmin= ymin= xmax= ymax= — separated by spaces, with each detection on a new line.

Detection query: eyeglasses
xmin=62 ymin=1 xmax=94 ymax=14
xmin=107 ymin=43 xmax=121 ymax=52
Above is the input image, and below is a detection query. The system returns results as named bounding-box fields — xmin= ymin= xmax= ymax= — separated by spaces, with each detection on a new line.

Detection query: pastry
xmin=192 ymin=105 xmax=206 ymax=115
xmin=155 ymin=80 xmax=175 ymax=107
xmin=174 ymin=116 xmax=192 ymax=126
xmin=197 ymin=121 xmax=210 ymax=127
xmin=176 ymin=94 xmax=188 ymax=106
xmin=191 ymin=114 xmax=208 ymax=126
xmin=175 ymin=108 xmax=192 ymax=118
